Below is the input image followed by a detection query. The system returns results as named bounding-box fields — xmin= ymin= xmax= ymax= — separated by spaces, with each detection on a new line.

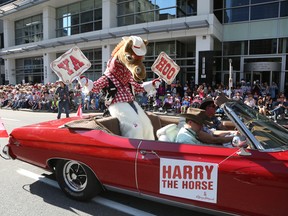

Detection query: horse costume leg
xmin=108 ymin=102 xmax=154 ymax=140
xmin=132 ymin=101 xmax=154 ymax=140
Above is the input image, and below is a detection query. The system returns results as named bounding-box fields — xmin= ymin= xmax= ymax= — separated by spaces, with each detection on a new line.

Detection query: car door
xmin=136 ymin=140 xmax=288 ymax=216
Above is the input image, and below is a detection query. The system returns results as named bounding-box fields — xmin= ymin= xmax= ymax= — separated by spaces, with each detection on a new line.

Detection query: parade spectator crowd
xmin=0 ymin=79 xmax=287 ymax=122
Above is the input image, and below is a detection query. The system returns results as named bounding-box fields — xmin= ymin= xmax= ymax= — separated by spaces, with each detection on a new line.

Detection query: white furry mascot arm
xmin=141 ymin=78 xmax=162 ymax=96
xmin=79 ymin=76 xmax=94 ymax=95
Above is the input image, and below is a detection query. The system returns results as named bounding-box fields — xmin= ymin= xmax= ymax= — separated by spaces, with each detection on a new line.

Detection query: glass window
xmin=81 ymin=11 xmax=93 ymax=23
xmin=118 ymin=1 xmax=134 ymax=16
xmin=158 ymin=8 xmax=176 ymax=20
xmin=117 ymin=0 xmax=196 ymax=27
xmin=155 ymin=41 xmax=176 ymax=55
xmin=80 ymin=48 xmax=102 ymax=81
xmin=280 ymin=1 xmax=288 ymax=17
xmin=224 ymin=0 xmax=249 ymax=8
xmin=56 ymin=0 xmax=102 ymax=37
xmin=214 ymin=10 xmax=223 ymax=23
xmin=279 ymin=38 xmax=288 ymax=54
xmin=15 ymin=57 xmax=44 ymax=84
xmin=251 ymin=3 xmax=278 ymax=20
xmin=155 ymin=0 xmax=176 ymax=8
xmin=223 ymin=57 xmax=240 ymax=71
xmin=15 ymin=14 xmax=43 ymax=45
xmin=214 ymin=1 xmax=223 ymax=10
xmin=223 ymin=41 xmax=248 ymax=55
xmin=250 ymin=39 xmax=277 ymax=54
xmin=224 ymin=7 xmax=249 ymax=23
xmin=177 ymin=0 xmax=197 ymax=16
xmin=251 ymin=0 xmax=277 ymax=4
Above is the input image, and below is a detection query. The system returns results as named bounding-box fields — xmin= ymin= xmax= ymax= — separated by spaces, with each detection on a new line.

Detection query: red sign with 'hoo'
xmin=151 ymin=52 xmax=180 ymax=85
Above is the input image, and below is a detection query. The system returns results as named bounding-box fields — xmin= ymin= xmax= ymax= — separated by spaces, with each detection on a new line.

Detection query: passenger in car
xmin=176 ymin=107 xmax=239 ymax=146
xmin=175 ymin=108 xmax=206 ymax=144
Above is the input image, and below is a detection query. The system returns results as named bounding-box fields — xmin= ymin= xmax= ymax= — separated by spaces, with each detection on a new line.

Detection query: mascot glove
xmin=79 ymin=76 xmax=93 ymax=95
xmin=152 ymin=78 xmax=162 ymax=88
xmin=142 ymin=81 xmax=157 ymax=96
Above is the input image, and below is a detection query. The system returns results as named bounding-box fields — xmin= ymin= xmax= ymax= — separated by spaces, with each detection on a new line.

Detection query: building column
xmin=195 ymin=35 xmax=214 ymax=84
xmin=5 ymin=58 xmax=16 ymax=84
xmin=43 ymin=52 xmax=57 ymax=83
xmin=43 ymin=6 xmax=56 ymax=40
xmin=102 ymin=44 xmax=113 ymax=72
xmin=3 ymin=19 xmax=15 ymax=48
xmin=102 ymin=0 xmax=117 ymax=29
xmin=102 ymin=0 xmax=117 ymax=71
xmin=280 ymin=55 xmax=286 ymax=92
xmin=197 ymin=0 xmax=213 ymax=15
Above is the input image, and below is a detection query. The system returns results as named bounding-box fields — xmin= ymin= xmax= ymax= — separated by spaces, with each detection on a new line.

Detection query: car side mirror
xmin=236 ymin=147 xmax=252 ymax=156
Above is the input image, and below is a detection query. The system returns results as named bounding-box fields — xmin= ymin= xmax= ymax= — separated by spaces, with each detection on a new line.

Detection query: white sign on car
xmin=160 ymin=158 xmax=218 ymax=203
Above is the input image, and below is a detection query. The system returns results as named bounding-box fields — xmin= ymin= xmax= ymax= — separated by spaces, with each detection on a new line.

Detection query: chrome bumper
xmin=1 ymin=145 xmax=12 ymax=159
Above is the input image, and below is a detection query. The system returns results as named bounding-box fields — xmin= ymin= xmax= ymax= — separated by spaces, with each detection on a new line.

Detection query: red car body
xmin=3 ymin=101 xmax=288 ymax=216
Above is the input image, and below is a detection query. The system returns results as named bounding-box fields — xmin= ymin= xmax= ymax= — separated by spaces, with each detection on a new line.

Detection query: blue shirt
xmin=175 ymin=127 xmax=203 ymax=144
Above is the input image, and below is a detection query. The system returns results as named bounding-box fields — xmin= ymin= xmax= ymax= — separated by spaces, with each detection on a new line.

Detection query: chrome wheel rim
xmin=63 ymin=161 xmax=88 ymax=192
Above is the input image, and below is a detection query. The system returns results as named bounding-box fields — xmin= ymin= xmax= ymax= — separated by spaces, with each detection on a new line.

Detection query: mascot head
xmin=111 ymin=36 xmax=148 ymax=82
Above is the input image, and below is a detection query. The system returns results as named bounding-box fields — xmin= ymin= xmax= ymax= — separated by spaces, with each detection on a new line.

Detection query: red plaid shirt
xmin=91 ymin=57 xmax=145 ymax=105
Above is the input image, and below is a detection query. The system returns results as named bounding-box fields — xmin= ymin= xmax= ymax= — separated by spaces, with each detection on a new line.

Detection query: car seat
xmin=156 ymin=117 xmax=185 ymax=142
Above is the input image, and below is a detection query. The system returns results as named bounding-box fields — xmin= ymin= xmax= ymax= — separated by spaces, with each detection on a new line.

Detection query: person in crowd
xmin=251 ymin=80 xmax=261 ymax=96
xmin=244 ymin=92 xmax=257 ymax=109
xmin=232 ymin=91 xmax=243 ymax=101
xmin=269 ymin=82 xmax=278 ymax=100
xmin=55 ymin=80 xmax=70 ymax=119
xmin=197 ymin=84 xmax=205 ymax=99
xmin=73 ymin=83 xmax=82 ymax=108
xmin=269 ymin=94 xmax=288 ymax=122
xmin=175 ymin=80 xmax=184 ymax=98
xmin=233 ymin=84 xmax=243 ymax=98
xmin=257 ymin=96 xmax=266 ymax=116
xmin=181 ymin=94 xmax=190 ymax=114
xmin=191 ymin=94 xmax=202 ymax=108
xmin=139 ymin=92 xmax=149 ymax=111
xmin=264 ymin=93 xmax=273 ymax=114
xmin=162 ymin=93 xmax=174 ymax=111
xmin=173 ymin=97 xmax=181 ymax=113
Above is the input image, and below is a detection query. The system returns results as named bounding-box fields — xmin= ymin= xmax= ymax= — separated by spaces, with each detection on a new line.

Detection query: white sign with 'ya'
xmin=50 ymin=46 xmax=91 ymax=84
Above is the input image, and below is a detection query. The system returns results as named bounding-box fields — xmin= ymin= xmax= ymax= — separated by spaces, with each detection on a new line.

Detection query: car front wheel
xmin=55 ymin=160 xmax=102 ymax=201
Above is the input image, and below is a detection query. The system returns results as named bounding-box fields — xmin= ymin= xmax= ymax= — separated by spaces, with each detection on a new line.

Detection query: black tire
xmin=55 ymin=160 xmax=102 ymax=201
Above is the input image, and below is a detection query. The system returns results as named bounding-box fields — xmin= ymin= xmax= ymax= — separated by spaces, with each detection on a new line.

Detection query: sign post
xmin=229 ymin=59 xmax=233 ymax=99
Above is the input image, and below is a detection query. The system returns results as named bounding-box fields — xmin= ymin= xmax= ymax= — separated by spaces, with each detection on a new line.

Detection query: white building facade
xmin=0 ymin=0 xmax=287 ymax=93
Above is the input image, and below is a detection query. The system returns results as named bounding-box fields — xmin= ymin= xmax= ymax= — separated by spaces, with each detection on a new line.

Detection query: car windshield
xmin=225 ymin=101 xmax=288 ymax=151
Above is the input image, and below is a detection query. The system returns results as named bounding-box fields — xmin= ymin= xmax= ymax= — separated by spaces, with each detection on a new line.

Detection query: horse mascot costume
xmin=80 ymin=36 xmax=160 ymax=140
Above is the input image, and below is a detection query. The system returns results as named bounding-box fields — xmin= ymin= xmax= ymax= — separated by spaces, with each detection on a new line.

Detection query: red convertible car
xmin=2 ymin=101 xmax=288 ymax=216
